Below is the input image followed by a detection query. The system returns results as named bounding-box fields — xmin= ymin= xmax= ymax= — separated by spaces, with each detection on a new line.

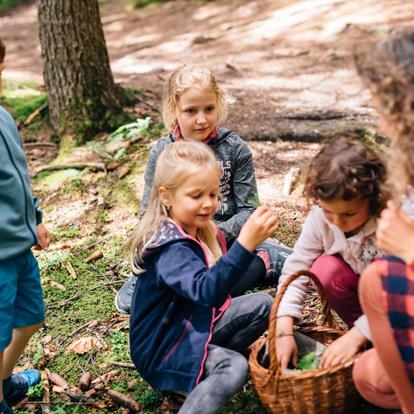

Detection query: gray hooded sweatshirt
xmin=0 ymin=106 xmax=42 ymax=261
xmin=140 ymin=128 xmax=259 ymax=242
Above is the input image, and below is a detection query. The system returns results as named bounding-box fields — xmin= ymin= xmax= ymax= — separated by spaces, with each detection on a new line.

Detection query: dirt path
xmin=1 ymin=0 xmax=414 ymax=141
xmin=2 ymin=0 xmax=414 ymax=236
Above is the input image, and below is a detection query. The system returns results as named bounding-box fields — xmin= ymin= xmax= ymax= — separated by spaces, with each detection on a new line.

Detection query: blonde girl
xmin=128 ymin=141 xmax=275 ymax=414
xmin=353 ymin=29 xmax=414 ymax=412
xmin=116 ymin=64 xmax=291 ymax=313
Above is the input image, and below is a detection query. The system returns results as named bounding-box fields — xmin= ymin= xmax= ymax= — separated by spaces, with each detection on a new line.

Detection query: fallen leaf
xmin=66 ymin=336 xmax=104 ymax=354
xmin=49 ymin=280 xmax=66 ymax=291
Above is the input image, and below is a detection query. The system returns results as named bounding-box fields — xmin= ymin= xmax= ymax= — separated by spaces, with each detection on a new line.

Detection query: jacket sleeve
xmin=156 ymin=240 xmax=255 ymax=307
xmin=217 ymin=141 xmax=258 ymax=242
xmin=276 ymin=208 xmax=325 ymax=321
xmin=139 ymin=141 xmax=167 ymax=217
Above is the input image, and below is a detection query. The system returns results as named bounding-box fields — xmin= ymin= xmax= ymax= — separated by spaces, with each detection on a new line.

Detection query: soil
xmin=2 ymin=0 xmax=413 ymax=216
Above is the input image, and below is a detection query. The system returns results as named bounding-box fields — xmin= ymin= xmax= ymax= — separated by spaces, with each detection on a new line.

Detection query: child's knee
xmin=229 ymin=353 xmax=249 ymax=388
xmin=353 ymin=349 xmax=399 ymax=409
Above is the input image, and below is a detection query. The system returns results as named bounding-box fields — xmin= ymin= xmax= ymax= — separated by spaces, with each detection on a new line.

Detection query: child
xmin=115 ymin=64 xmax=291 ymax=313
xmin=128 ymin=141 xmax=275 ymax=414
xmin=275 ymin=136 xmax=387 ymax=369
xmin=0 ymin=38 xmax=51 ymax=414
xmin=352 ymin=29 xmax=414 ymax=412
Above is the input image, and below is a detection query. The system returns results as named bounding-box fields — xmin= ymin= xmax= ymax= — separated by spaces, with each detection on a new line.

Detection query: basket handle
xmin=268 ymin=270 xmax=335 ymax=375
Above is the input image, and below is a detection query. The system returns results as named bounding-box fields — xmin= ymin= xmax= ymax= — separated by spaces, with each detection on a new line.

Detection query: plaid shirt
xmin=379 ymin=255 xmax=414 ymax=385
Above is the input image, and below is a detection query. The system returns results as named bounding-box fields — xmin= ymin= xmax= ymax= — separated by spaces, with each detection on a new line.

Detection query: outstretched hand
xmin=237 ymin=206 xmax=278 ymax=252
xmin=377 ymin=200 xmax=414 ymax=263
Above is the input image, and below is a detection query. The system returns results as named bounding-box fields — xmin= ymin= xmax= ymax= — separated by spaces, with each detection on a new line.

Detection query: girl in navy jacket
xmin=128 ymin=141 xmax=275 ymax=414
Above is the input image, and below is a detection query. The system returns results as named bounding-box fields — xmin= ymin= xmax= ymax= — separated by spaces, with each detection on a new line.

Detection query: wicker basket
xmin=249 ymin=270 xmax=358 ymax=414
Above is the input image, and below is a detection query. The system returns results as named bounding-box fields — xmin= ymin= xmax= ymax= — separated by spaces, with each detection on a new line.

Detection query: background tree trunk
xmin=38 ymin=0 xmax=128 ymax=142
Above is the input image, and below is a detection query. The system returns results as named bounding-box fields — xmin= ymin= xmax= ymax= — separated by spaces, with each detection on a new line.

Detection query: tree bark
xmin=38 ymin=0 xmax=127 ymax=142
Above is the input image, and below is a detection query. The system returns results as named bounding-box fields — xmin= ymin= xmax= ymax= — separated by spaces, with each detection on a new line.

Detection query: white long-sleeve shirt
xmin=277 ymin=206 xmax=380 ymax=339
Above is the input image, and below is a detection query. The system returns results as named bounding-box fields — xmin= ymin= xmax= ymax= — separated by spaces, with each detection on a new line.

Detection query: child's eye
xmin=185 ymin=108 xmax=196 ymax=114
xmin=191 ymin=193 xmax=201 ymax=199
xmin=344 ymin=212 xmax=356 ymax=217
xmin=206 ymin=106 xmax=215 ymax=112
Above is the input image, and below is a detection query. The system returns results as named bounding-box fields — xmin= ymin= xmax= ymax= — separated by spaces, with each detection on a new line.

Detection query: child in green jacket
xmin=0 ymin=37 xmax=51 ymax=414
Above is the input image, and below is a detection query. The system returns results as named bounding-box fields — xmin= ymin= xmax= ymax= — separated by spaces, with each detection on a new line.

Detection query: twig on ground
xmin=46 ymin=280 xmax=123 ymax=309
xmin=23 ymin=142 xmax=57 ymax=148
xmin=108 ymin=360 xmax=135 ymax=369
xmin=41 ymin=370 xmax=50 ymax=414
xmin=33 ymin=163 xmax=106 ymax=177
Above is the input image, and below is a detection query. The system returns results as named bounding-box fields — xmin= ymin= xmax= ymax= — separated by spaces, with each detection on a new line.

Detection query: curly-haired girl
xmin=353 ymin=29 xmax=414 ymax=412
xmin=275 ymin=136 xmax=387 ymax=370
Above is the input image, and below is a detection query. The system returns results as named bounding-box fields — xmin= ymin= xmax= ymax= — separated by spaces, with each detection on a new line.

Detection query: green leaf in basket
xmin=296 ymin=351 xmax=323 ymax=371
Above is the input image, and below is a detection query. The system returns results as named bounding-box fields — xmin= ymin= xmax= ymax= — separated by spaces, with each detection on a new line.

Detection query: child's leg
xmin=178 ymin=344 xmax=248 ymax=414
xmin=310 ymin=255 xmax=361 ymax=326
xmin=354 ymin=260 xmax=414 ymax=412
xmin=353 ymin=348 xmax=400 ymax=409
xmin=1 ymin=324 xmax=42 ymax=378
xmin=211 ymin=292 xmax=272 ymax=352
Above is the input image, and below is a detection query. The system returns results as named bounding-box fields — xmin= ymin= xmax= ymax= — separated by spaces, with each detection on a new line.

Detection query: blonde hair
xmin=127 ymin=141 xmax=222 ymax=274
xmin=355 ymin=29 xmax=414 ymax=199
xmin=162 ymin=64 xmax=233 ymax=132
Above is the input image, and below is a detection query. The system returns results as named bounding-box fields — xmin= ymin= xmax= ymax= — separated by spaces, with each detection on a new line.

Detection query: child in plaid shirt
xmin=353 ymin=29 xmax=414 ymax=412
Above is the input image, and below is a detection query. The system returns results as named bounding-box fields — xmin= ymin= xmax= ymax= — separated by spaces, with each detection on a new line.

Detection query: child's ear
xmin=158 ymin=186 xmax=171 ymax=209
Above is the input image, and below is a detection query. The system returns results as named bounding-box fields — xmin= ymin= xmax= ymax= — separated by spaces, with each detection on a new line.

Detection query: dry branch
xmin=33 ymin=163 xmax=106 ymax=177
xmin=108 ymin=360 xmax=135 ymax=369
xmin=41 ymin=370 xmax=50 ymax=414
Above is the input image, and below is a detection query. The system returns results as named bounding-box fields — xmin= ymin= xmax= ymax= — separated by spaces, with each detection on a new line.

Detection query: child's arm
xmin=216 ymin=142 xmax=258 ymax=241
xmin=377 ymin=200 xmax=414 ymax=263
xmin=158 ymin=207 xmax=277 ymax=307
xmin=276 ymin=207 xmax=325 ymax=368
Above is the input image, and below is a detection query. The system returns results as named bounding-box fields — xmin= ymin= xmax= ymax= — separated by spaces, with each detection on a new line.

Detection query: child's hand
xmin=276 ymin=335 xmax=298 ymax=369
xmin=319 ymin=327 xmax=366 ymax=369
xmin=275 ymin=316 xmax=297 ymax=369
xmin=35 ymin=223 xmax=51 ymax=250
xmin=237 ymin=206 xmax=278 ymax=252
xmin=377 ymin=201 xmax=414 ymax=263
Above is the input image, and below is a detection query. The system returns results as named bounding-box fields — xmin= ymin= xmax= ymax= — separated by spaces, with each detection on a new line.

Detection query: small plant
xmin=27 ymin=383 xmax=44 ymax=399
xmin=296 ymin=351 xmax=323 ymax=371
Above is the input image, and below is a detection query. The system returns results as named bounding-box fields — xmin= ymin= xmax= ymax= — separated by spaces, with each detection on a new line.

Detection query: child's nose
xmin=196 ymin=112 xmax=207 ymax=124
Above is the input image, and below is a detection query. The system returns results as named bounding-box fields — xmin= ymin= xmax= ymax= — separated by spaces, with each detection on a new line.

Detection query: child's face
xmin=176 ymin=87 xmax=218 ymax=141
xmin=319 ymin=197 xmax=370 ymax=236
xmin=162 ymin=167 xmax=220 ymax=237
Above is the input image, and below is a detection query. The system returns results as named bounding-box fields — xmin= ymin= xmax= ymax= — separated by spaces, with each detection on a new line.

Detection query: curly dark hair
xmin=0 ymin=37 xmax=5 ymax=64
xmin=305 ymin=136 xmax=387 ymax=217
xmin=354 ymin=29 xmax=414 ymax=199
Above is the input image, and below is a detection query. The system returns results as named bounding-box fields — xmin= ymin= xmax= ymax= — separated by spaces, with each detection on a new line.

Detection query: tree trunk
xmin=38 ymin=0 xmax=128 ymax=142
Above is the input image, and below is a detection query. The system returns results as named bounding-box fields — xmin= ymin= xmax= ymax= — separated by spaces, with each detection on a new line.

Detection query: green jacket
xmin=0 ymin=106 xmax=42 ymax=261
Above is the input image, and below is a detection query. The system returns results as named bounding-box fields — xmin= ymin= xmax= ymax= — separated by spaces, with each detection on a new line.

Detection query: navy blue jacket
xmin=129 ymin=220 xmax=255 ymax=392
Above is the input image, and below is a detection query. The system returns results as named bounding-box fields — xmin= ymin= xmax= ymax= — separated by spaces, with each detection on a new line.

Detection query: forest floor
xmin=0 ymin=0 xmax=413 ymax=413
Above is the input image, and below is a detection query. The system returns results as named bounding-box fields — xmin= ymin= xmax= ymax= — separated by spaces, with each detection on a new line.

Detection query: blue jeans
xmin=178 ymin=292 xmax=272 ymax=414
